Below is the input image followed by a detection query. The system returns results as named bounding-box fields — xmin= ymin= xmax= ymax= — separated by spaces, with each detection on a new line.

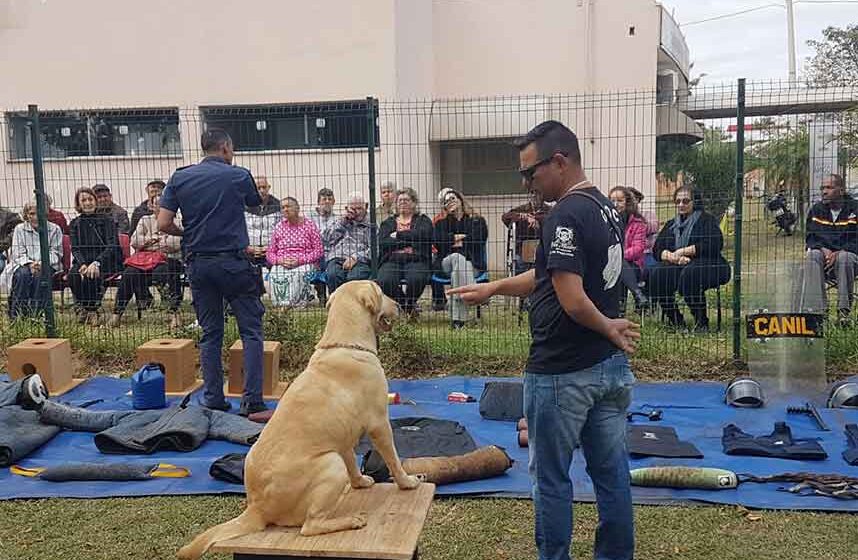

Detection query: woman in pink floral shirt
xmin=266 ymin=197 xmax=323 ymax=307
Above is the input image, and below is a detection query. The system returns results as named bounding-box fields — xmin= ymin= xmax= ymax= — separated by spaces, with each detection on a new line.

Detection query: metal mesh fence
xmin=0 ymin=81 xmax=855 ymax=373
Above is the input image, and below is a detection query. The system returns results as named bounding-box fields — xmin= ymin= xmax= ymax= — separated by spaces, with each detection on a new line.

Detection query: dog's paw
xmin=352 ymin=475 xmax=375 ymax=489
xmin=396 ymin=474 xmax=421 ymax=490
xmin=351 ymin=513 xmax=368 ymax=529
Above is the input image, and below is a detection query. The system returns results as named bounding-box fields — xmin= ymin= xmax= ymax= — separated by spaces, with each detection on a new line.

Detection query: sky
xmin=662 ymin=0 xmax=858 ymax=84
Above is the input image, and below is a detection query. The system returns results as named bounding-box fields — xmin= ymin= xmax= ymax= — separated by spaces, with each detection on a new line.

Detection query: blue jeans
xmin=325 ymin=258 xmax=372 ymax=293
xmin=187 ymin=253 xmax=265 ymax=408
xmin=9 ymin=265 xmax=52 ymax=318
xmin=524 ymin=352 xmax=635 ymax=560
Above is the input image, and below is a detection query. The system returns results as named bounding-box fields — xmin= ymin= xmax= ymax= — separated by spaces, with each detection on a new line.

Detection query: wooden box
xmin=135 ymin=338 xmax=199 ymax=394
xmin=227 ymin=340 xmax=286 ymax=398
xmin=7 ymin=338 xmax=83 ymax=395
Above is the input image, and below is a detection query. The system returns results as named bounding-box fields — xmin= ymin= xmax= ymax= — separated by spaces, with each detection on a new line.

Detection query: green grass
xmin=0 ymin=495 xmax=853 ymax=560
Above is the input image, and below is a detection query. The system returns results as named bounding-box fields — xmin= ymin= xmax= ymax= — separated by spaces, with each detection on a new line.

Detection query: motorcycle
xmin=766 ymin=192 xmax=797 ymax=236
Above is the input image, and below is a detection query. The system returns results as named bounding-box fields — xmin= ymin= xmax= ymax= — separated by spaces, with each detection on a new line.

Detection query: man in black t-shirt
xmin=448 ymin=121 xmax=639 ymax=560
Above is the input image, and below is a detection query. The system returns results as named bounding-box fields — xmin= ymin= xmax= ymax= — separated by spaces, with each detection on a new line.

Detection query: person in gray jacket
xmin=322 ymin=192 xmax=373 ymax=293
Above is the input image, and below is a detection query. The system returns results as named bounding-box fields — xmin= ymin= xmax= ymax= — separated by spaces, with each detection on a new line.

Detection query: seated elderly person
xmin=377 ymin=188 xmax=434 ymax=317
xmin=129 ymin=180 xmax=165 ymax=233
xmin=107 ymin=196 xmax=184 ymax=329
xmin=69 ymin=186 xmax=121 ymax=326
xmin=244 ymin=175 xmax=280 ymax=268
xmin=501 ymin=188 xmax=550 ymax=276
xmin=803 ymin=173 xmax=858 ymax=325
xmin=649 ymin=185 xmax=731 ymax=331
xmin=266 ymin=197 xmax=323 ymax=308
xmin=4 ymin=202 xmax=62 ymax=319
xmin=92 ymin=183 xmax=130 ymax=234
xmin=128 ymin=181 xmax=165 ymax=309
xmin=323 ymin=192 xmax=372 ymax=293
xmin=375 ymin=180 xmax=397 ymax=221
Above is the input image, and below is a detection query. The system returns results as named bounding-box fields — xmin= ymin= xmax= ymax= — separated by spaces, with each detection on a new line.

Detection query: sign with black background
xmin=746 ymin=313 xmax=824 ymax=339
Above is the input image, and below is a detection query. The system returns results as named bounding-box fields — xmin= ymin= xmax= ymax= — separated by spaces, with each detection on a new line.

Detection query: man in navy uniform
xmin=158 ymin=128 xmax=267 ymax=416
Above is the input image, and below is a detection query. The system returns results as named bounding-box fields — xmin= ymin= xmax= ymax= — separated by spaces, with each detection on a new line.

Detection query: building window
xmin=200 ymin=100 xmax=379 ymax=152
xmin=6 ymin=108 xmax=181 ymax=159
xmin=440 ymin=139 xmax=521 ymax=196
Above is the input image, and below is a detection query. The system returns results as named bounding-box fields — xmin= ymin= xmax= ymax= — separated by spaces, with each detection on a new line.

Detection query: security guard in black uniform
xmin=158 ymin=128 xmax=267 ymax=416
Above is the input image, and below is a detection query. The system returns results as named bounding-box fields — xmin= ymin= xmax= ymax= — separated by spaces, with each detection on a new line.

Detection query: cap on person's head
xmin=317 ymin=187 xmax=334 ymax=199
xmin=437 ymin=187 xmax=454 ymax=205
xmin=92 ymin=184 xmax=111 ymax=194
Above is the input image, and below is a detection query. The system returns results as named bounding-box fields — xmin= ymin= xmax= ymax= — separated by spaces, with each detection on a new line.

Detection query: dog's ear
xmin=325 ymin=289 xmax=337 ymax=311
xmin=356 ymin=282 xmax=381 ymax=315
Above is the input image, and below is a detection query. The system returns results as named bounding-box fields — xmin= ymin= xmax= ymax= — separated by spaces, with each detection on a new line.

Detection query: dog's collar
xmin=316 ymin=343 xmax=378 ymax=356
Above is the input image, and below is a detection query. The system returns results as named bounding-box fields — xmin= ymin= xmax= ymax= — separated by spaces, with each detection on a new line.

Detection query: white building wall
xmin=1 ymin=0 xmax=672 ymax=271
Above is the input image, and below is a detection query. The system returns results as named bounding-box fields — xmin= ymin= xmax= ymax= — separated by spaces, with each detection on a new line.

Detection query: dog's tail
xmin=176 ymin=508 xmax=266 ymax=560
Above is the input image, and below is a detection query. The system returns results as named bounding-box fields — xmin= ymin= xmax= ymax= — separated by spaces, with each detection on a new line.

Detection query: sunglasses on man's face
xmin=675 ymin=198 xmax=692 ymax=205
xmin=519 ymin=152 xmax=567 ymax=182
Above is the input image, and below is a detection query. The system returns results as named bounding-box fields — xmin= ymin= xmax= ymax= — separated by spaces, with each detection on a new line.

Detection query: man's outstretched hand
xmin=604 ymin=318 xmax=641 ymax=354
xmin=446 ymin=283 xmax=496 ymax=306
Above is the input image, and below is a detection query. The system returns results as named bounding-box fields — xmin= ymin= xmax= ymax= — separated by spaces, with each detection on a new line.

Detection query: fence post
xmin=366 ymin=96 xmax=378 ymax=275
xmin=27 ymin=104 xmax=57 ymax=338
xmin=732 ymin=80 xmax=745 ymax=363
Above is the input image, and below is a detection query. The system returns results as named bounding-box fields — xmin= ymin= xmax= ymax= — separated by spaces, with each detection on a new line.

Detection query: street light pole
xmin=786 ymin=0 xmax=797 ymax=83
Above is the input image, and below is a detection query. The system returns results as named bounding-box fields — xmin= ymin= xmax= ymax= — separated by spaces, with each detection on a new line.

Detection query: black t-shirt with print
xmin=526 ymin=186 xmax=625 ymax=374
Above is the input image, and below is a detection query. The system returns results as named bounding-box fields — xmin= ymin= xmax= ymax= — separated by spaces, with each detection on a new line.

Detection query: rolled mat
xmin=11 ymin=462 xmax=189 ymax=482
xmin=630 ymin=466 xmax=738 ymax=490
xmin=402 ymin=445 xmax=513 ymax=485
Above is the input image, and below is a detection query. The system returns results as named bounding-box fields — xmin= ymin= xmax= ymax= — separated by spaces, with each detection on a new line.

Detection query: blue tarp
xmin=2 ymin=375 xmax=857 ymax=511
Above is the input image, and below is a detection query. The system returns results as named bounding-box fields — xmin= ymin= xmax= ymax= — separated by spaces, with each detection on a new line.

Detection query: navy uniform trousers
xmin=187 ymin=252 xmax=265 ymax=408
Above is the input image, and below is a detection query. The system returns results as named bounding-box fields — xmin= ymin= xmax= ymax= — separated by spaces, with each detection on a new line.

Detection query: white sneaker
xmin=21 ymin=373 xmax=49 ymax=409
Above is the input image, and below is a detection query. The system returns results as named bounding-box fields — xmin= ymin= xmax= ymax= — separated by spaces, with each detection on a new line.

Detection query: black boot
xmin=663 ymin=307 xmax=685 ymax=329
xmin=632 ymin=289 xmax=650 ymax=314
xmin=690 ymin=305 xmax=710 ymax=332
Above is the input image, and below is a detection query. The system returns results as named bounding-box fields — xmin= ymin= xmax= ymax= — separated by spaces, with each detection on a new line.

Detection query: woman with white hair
xmin=4 ymin=201 xmax=62 ymax=318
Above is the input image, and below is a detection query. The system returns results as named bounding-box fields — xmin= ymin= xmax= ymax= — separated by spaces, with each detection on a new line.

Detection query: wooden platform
xmin=211 ymin=482 xmax=435 ymax=560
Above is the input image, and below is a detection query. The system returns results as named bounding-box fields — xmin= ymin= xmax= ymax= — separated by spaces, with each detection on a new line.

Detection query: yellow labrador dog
xmin=177 ymin=281 xmax=420 ymax=559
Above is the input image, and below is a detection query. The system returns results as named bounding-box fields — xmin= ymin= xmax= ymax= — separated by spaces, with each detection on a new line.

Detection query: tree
xmin=750 ymin=123 xmax=809 ymax=196
xmin=805 ymin=25 xmax=858 ymax=169
xmin=805 ymin=24 xmax=858 ymax=86
xmin=657 ymin=127 xmax=736 ymax=218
